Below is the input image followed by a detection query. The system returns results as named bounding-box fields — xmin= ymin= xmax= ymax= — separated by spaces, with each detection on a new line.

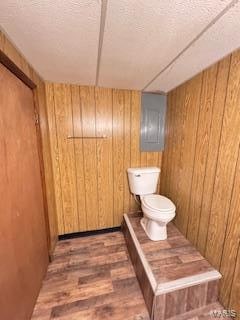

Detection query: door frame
xmin=0 ymin=49 xmax=52 ymax=259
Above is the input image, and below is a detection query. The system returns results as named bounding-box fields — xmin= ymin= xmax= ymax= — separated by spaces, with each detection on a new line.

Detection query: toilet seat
xmin=142 ymin=194 xmax=176 ymax=213
xmin=140 ymin=195 xmax=176 ymax=240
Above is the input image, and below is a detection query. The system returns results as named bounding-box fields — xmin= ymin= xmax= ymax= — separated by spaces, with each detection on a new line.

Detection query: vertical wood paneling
xmin=220 ymin=151 xmax=240 ymax=306
xmin=170 ymin=85 xmax=186 ymax=215
xmin=95 ymin=87 xmax=113 ymax=227
xmin=170 ymin=74 xmax=202 ymax=235
xmin=157 ymin=153 xmax=162 ymax=193
xmin=161 ymin=49 xmax=240 ymax=312
xmin=174 ymin=83 xmax=188 ymax=215
xmin=187 ymin=64 xmax=218 ymax=245
xmin=229 ymin=244 xmax=240 ymax=310
xmin=45 ymin=83 xmax=64 ymax=234
xmin=140 ymin=152 xmax=148 ymax=167
xmin=197 ymin=57 xmax=231 ymax=254
xmin=164 ymin=90 xmax=177 ymax=200
xmin=80 ymin=86 xmax=99 ymax=230
xmin=54 ymin=84 xmax=78 ymax=233
xmin=71 ymin=85 xmax=87 ymax=231
xmin=123 ymin=90 xmax=132 ymax=214
xmin=46 ymin=85 xmax=162 ymax=233
xmin=113 ymin=89 xmax=125 ymax=225
xmin=146 ymin=152 xmax=159 ymax=167
xmin=147 ymin=152 xmax=161 ymax=193
xmin=130 ymin=91 xmax=141 ymax=211
xmin=161 ymin=91 xmax=174 ymax=197
xmin=205 ymin=51 xmax=240 ymax=268
xmin=34 ymin=81 xmax=58 ymax=251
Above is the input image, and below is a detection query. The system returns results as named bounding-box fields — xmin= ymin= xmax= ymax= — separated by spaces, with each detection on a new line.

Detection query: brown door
xmin=0 ymin=63 xmax=48 ymax=319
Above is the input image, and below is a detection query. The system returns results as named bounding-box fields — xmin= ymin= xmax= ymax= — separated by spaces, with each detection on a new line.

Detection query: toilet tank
xmin=127 ymin=167 xmax=160 ymax=195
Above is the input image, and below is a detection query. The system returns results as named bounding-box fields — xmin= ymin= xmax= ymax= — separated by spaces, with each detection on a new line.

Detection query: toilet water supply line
xmin=134 ymin=194 xmax=141 ymax=206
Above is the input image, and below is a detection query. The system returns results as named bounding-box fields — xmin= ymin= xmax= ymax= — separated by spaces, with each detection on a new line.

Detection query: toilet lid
xmin=142 ymin=195 xmax=176 ymax=212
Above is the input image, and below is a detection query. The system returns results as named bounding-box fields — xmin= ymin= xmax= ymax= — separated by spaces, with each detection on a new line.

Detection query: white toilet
xmin=127 ymin=167 xmax=176 ymax=241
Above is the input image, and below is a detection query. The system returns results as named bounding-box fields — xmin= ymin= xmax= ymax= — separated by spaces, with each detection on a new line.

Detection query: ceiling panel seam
xmin=142 ymin=0 xmax=239 ymax=91
xmin=95 ymin=0 xmax=108 ymax=86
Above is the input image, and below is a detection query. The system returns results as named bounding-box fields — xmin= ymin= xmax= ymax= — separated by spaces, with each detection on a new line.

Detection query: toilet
xmin=127 ymin=167 xmax=176 ymax=241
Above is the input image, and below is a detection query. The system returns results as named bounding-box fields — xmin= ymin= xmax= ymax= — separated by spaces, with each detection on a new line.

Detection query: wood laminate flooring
xmin=128 ymin=213 xmax=216 ymax=284
xmin=32 ymin=230 xmax=223 ymax=320
xmin=32 ymin=231 xmax=150 ymax=320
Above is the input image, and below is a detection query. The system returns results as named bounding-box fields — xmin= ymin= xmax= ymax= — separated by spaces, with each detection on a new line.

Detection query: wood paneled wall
xmin=161 ymin=49 xmax=240 ymax=312
xmin=0 ymin=31 xmax=58 ymax=255
xmin=45 ymin=83 xmax=162 ymax=235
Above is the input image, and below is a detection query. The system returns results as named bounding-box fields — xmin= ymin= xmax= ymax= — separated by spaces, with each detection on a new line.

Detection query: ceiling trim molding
xmin=0 ymin=49 xmax=36 ymax=89
xmin=143 ymin=0 xmax=239 ymax=91
xmin=95 ymin=0 xmax=108 ymax=86
xmin=0 ymin=25 xmax=44 ymax=80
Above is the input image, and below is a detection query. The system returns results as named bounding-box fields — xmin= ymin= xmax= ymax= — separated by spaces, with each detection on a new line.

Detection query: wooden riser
xmin=167 ymin=302 xmax=224 ymax=320
xmin=122 ymin=213 xmax=223 ymax=320
xmin=153 ymin=281 xmax=219 ymax=320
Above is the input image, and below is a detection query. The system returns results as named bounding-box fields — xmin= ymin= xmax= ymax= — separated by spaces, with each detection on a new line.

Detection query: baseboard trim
xmin=58 ymin=226 xmax=121 ymax=240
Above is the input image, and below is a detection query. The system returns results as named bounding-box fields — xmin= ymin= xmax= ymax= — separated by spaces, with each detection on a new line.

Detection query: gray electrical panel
xmin=140 ymin=93 xmax=166 ymax=151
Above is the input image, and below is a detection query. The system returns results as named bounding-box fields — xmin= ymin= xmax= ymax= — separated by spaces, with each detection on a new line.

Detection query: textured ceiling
xmin=0 ymin=1 xmax=101 ymax=84
xmin=146 ymin=0 xmax=240 ymax=92
xmin=0 ymin=0 xmax=240 ymax=92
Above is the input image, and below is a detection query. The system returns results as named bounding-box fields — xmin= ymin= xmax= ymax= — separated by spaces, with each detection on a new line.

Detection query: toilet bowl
xmin=140 ymin=194 xmax=176 ymax=241
xmin=127 ymin=167 xmax=176 ymax=241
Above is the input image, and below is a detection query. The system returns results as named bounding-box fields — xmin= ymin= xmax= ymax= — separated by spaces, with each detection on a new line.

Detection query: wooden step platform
xmin=122 ymin=212 xmax=223 ymax=320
